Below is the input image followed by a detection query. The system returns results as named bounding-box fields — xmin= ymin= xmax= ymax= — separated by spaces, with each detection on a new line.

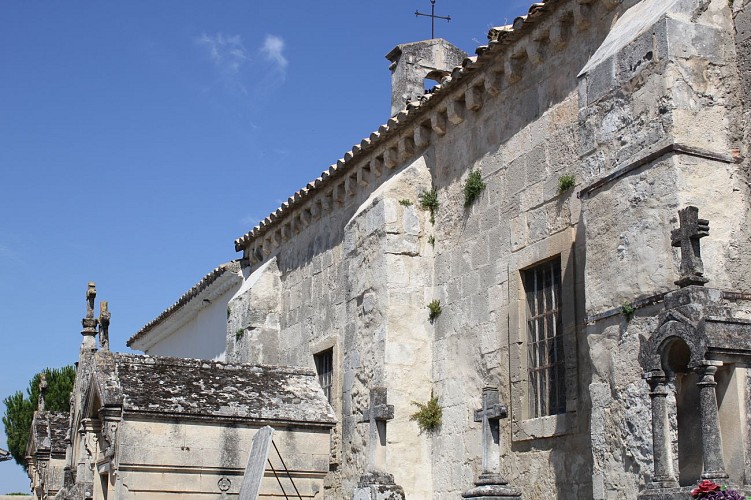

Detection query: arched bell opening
xmin=423 ymin=69 xmax=448 ymax=92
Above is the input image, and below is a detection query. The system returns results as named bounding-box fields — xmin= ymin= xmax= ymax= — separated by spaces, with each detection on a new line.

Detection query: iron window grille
xmin=524 ymin=258 xmax=566 ymax=418
xmin=314 ymin=348 xmax=333 ymax=404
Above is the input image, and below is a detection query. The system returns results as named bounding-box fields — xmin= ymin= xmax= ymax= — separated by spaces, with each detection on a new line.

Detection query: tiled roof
xmin=29 ymin=411 xmax=68 ymax=455
xmin=126 ymin=261 xmax=241 ymax=347
xmin=233 ymin=0 xmax=558 ymax=253
xmin=93 ymin=352 xmax=337 ymax=426
xmin=47 ymin=413 xmax=69 ymax=454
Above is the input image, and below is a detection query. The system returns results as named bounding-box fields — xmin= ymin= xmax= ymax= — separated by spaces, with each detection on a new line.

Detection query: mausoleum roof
xmin=233 ymin=0 xmax=554 ymax=253
xmin=92 ymin=352 xmax=337 ymax=427
xmin=29 ymin=411 xmax=68 ymax=455
xmin=126 ymin=260 xmax=241 ymax=348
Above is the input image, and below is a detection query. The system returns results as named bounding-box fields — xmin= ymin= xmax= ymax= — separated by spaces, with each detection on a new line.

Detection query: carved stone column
xmin=696 ymin=361 xmax=728 ymax=480
xmin=645 ymin=370 xmax=678 ymax=488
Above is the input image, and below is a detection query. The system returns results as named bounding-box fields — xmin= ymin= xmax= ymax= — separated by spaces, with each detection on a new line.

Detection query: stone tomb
xmin=45 ymin=284 xmax=336 ymax=500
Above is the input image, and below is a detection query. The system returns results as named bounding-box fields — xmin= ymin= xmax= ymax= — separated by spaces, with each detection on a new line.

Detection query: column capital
xmin=695 ymin=361 xmax=722 ymax=387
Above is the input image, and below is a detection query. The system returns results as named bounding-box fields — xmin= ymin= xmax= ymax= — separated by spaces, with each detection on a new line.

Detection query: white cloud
xmin=260 ymin=35 xmax=288 ymax=70
xmin=195 ymin=32 xmax=288 ymax=101
xmin=196 ymin=33 xmax=249 ymax=92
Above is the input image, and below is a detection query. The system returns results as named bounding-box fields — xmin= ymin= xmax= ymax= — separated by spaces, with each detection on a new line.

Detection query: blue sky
xmin=0 ymin=0 xmax=533 ymax=491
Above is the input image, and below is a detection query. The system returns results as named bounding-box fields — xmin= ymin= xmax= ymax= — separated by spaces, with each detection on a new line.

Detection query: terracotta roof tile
xmin=233 ymin=0 xmax=560 ymax=253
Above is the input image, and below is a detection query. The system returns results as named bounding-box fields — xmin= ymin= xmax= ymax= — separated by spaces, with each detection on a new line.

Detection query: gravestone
xmin=239 ymin=426 xmax=274 ymax=500
xmin=462 ymin=387 xmax=521 ymax=499
xmin=352 ymin=387 xmax=405 ymax=500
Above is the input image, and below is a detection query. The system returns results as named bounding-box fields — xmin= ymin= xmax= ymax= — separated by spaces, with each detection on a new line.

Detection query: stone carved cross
xmin=671 ymin=206 xmax=710 ymax=287
xmin=473 ymin=387 xmax=507 ymax=481
xmin=360 ymin=387 xmax=394 ymax=472
xmin=462 ymin=387 xmax=520 ymax=498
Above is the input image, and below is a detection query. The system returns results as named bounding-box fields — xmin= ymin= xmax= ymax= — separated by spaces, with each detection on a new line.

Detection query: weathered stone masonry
xmin=71 ymin=0 xmax=751 ymax=498
xmin=225 ymin=0 xmax=751 ymax=498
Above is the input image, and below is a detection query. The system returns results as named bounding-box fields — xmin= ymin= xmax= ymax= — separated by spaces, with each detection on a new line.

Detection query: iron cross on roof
xmin=415 ymin=0 xmax=451 ymax=40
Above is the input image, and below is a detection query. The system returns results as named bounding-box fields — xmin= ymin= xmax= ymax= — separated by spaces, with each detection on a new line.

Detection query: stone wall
xmin=114 ymin=420 xmax=330 ymax=499
xmin=581 ymin=0 xmax=751 ymax=497
xmin=228 ymin=0 xmax=751 ymax=498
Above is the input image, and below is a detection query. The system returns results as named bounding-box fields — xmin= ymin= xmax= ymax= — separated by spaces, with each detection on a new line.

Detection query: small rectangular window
xmin=525 ymin=257 xmax=566 ymax=418
xmin=314 ymin=348 xmax=333 ymax=404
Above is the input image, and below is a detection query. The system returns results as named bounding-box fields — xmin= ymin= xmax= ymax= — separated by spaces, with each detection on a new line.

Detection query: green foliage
xmin=558 ymin=174 xmax=576 ymax=194
xmin=621 ymin=302 xmax=635 ymax=320
xmin=226 ymin=306 xmax=231 ymax=318
xmin=427 ymin=299 xmax=442 ymax=323
xmin=418 ymin=189 xmax=439 ymax=224
xmin=235 ymin=329 xmax=245 ymax=341
xmin=463 ymin=170 xmax=486 ymax=207
xmin=3 ymin=365 xmax=75 ymax=466
xmin=410 ymin=391 xmax=442 ymax=433
xmin=428 ymin=235 xmax=435 ymax=247
xmin=399 ymin=199 xmax=413 ymax=207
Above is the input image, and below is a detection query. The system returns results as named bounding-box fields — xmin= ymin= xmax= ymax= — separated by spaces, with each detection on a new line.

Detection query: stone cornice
xmin=233 ymin=0 xmax=621 ymax=264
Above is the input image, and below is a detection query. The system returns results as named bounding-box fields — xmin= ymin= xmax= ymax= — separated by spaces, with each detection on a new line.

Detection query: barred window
xmin=314 ymin=348 xmax=333 ymax=404
xmin=525 ymin=258 xmax=566 ymax=417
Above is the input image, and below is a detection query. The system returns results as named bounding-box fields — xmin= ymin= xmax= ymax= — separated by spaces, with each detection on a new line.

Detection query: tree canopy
xmin=3 ymin=365 xmax=75 ymax=467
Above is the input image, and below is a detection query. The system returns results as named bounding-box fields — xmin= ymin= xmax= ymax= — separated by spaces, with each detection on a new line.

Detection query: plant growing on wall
xmin=235 ymin=329 xmax=245 ymax=341
xmin=621 ymin=302 xmax=635 ymax=321
xmin=428 ymin=235 xmax=435 ymax=247
xmin=427 ymin=299 xmax=442 ymax=323
xmin=399 ymin=199 xmax=413 ymax=206
xmin=464 ymin=170 xmax=486 ymax=206
xmin=558 ymin=174 xmax=576 ymax=194
xmin=418 ymin=189 xmax=439 ymax=224
xmin=410 ymin=390 xmax=442 ymax=433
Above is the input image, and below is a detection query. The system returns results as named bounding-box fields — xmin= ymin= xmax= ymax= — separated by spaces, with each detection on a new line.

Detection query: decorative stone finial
xmin=81 ymin=282 xmax=98 ymax=338
xmin=37 ymin=374 xmax=47 ymax=412
xmin=671 ymin=206 xmax=709 ymax=287
xmin=98 ymin=301 xmax=110 ymax=351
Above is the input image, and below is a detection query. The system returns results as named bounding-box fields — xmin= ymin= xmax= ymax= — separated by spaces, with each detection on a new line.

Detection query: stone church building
xmin=28 ymin=0 xmax=751 ymax=498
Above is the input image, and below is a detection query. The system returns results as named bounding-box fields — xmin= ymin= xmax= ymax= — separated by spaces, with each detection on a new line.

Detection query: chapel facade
xmin=30 ymin=0 xmax=751 ymax=498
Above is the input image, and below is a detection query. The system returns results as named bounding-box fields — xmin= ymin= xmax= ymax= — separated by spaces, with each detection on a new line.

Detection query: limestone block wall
xmin=227 ymin=0 xmax=751 ymax=498
xmin=579 ymin=0 xmax=751 ymax=497
xmin=113 ymin=419 xmax=331 ymax=499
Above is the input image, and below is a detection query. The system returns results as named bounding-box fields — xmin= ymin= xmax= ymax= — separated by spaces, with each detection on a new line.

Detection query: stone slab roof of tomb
xmin=232 ymin=0 xmax=586 ymax=258
xmin=88 ymin=352 xmax=337 ymax=426
xmin=126 ymin=260 xmax=242 ymax=348
xmin=28 ymin=411 xmax=68 ymax=456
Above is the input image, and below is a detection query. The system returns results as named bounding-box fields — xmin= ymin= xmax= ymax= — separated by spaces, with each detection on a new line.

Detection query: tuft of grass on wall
xmin=399 ymin=199 xmax=413 ymax=206
xmin=427 ymin=299 xmax=442 ymax=323
xmin=464 ymin=170 xmax=486 ymax=207
xmin=558 ymin=174 xmax=576 ymax=195
xmin=418 ymin=189 xmax=439 ymax=224
xmin=621 ymin=302 xmax=635 ymax=321
xmin=410 ymin=391 xmax=442 ymax=433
